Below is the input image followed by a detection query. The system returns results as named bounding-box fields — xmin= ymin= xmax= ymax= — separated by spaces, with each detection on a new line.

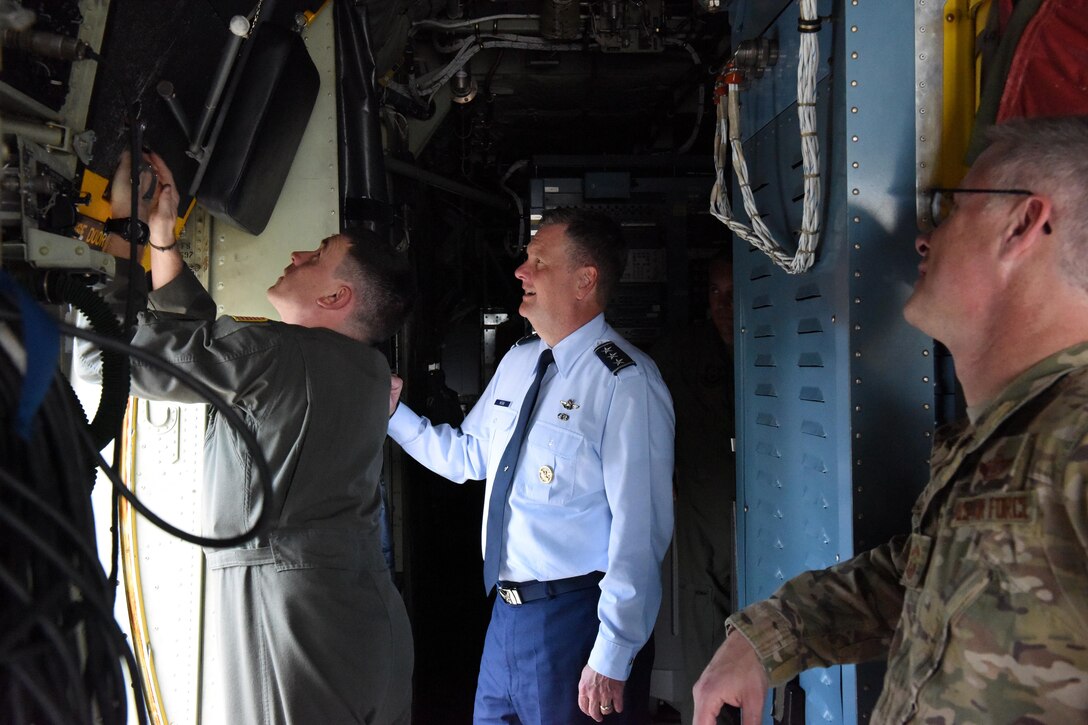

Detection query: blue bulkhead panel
xmin=729 ymin=1 xmax=933 ymax=722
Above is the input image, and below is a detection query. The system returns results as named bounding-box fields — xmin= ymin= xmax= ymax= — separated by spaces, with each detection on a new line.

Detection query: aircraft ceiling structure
xmin=371 ymin=0 xmax=732 ymax=169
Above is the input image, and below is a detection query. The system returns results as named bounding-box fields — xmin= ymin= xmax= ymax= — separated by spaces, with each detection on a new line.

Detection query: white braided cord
xmin=710 ymin=0 xmax=821 ymax=275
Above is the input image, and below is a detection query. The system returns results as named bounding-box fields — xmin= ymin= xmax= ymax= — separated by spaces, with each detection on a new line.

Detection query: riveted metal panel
xmin=81 ymin=391 xmax=206 ymax=724
xmin=733 ymin=74 xmax=852 ymax=725
xmin=131 ymin=400 xmax=206 ymax=724
xmin=731 ymin=1 xmax=933 ymax=723
xmin=209 ymin=10 xmax=340 ymax=318
xmin=845 ymin=0 xmax=934 ymax=560
xmin=844 ymin=1 xmax=936 ymax=719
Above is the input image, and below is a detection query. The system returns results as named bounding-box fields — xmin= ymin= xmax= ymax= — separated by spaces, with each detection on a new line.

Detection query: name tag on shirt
xmin=951 ymin=492 xmax=1035 ymax=526
xmin=495 ymin=400 xmax=511 ymax=407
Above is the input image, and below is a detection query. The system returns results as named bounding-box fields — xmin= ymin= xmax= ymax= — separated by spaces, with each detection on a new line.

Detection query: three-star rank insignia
xmin=594 ymin=341 xmax=636 ymax=375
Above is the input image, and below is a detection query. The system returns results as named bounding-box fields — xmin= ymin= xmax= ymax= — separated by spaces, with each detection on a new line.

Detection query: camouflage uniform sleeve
xmin=1056 ymin=428 xmax=1088 ymax=635
xmin=727 ymin=534 xmax=909 ymax=685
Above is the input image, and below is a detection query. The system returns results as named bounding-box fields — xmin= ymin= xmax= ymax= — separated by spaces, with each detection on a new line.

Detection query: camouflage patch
xmin=902 ymin=533 xmax=933 ymax=588
xmin=229 ymin=315 xmax=270 ymax=323
xmin=976 ymin=453 xmax=1017 ymax=481
xmin=950 ymin=492 xmax=1035 ymax=527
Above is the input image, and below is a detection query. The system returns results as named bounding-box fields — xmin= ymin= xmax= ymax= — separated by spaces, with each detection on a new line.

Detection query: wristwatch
xmin=104 ymin=217 xmax=150 ymax=246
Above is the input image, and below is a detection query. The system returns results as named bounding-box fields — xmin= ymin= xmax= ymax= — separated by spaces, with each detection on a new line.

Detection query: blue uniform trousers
xmin=474 ymin=586 xmax=655 ymax=725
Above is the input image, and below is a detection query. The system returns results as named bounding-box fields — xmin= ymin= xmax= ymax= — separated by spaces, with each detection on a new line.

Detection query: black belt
xmin=496 ymin=572 xmax=604 ymax=606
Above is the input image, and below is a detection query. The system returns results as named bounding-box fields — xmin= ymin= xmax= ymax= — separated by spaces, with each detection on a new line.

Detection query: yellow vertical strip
xmin=971 ymin=0 xmax=993 ymax=107
xmin=939 ymin=0 xmax=993 ymax=185
xmin=119 ymin=398 xmax=170 ymax=725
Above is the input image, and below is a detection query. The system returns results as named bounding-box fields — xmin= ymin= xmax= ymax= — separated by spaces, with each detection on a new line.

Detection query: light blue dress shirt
xmin=388 ymin=313 xmax=675 ymax=680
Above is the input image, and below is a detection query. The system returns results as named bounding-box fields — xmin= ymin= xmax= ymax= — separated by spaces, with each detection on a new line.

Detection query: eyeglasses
xmin=928 ymin=187 xmax=1052 ymax=233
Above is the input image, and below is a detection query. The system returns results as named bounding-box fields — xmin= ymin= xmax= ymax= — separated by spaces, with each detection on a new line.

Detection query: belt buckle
xmin=497 ymin=584 xmax=522 ymax=606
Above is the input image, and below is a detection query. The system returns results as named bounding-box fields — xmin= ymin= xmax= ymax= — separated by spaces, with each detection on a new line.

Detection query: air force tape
xmin=594 ymin=341 xmax=636 ymax=375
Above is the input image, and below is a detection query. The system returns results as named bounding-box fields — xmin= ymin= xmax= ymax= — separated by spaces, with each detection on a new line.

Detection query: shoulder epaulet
xmin=594 ymin=341 xmax=637 ymax=375
xmin=515 ymin=332 xmax=540 ymax=347
xmin=229 ymin=315 xmax=271 ymax=323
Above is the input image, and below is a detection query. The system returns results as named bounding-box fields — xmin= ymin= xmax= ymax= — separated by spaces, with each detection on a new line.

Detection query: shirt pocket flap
xmin=527 ymin=422 xmax=583 ymax=458
xmin=490 ymin=406 xmax=517 ymax=430
xmin=522 ymin=423 xmax=584 ymax=505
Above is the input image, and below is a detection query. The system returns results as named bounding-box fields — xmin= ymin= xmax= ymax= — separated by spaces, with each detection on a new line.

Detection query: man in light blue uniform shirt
xmin=388 ymin=208 xmax=674 ymax=723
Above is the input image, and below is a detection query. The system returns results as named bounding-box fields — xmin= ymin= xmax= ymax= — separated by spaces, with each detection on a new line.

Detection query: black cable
xmin=0 ymin=308 xmax=275 ymax=547
xmin=0 ymin=569 xmax=92 ymax=725
xmin=116 ymin=619 xmax=150 ymax=725
xmin=0 ymin=467 xmax=106 ymax=584
xmin=83 ymin=409 xmax=266 ymax=550
xmin=124 ymin=107 xmax=144 ymax=335
xmin=1 ymin=311 xmax=141 ymax=725
xmin=113 ymin=110 xmax=146 ymax=602
xmin=9 ymin=666 xmax=72 ymax=725
xmin=37 ymin=272 xmax=131 ymax=454
xmin=1 ymin=315 xmax=134 ymax=722
xmin=107 ymin=482 xmax=119 ymax=597
xmin=0 ymin=495 xmax=127 ymax=725
xmin=0 ymin=505 xmax=113 ymax=613
xmin=0 ymin=482 xmax=145 ymax=725
xmin=5 ymin=612 xmax=88 ymax=717
xmin=76 ymin=595 xmax=148 ymax=725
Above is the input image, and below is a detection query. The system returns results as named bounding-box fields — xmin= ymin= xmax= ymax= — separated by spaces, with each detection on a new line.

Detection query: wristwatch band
xmin=104 ymin=217 xmax=150 ymax=246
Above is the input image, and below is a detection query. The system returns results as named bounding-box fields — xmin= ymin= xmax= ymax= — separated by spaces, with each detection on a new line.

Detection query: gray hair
xmin=981 ymin=115 xmax=1088 ymax=289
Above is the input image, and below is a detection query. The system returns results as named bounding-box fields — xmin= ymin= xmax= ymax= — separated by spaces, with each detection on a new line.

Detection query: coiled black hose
xmin=39 ymin=271 xmax=130 ymax=450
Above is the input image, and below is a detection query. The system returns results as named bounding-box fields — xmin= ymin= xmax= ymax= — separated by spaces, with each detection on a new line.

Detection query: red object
xmin=998 ymin=0 xmax=1088 ymax=122
xmin=712 ymin=64 xmax=745 ymax=104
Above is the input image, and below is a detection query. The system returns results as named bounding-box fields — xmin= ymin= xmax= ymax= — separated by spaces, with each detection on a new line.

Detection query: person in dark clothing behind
xmin=651 ymin=251 xmax=736 ymax=725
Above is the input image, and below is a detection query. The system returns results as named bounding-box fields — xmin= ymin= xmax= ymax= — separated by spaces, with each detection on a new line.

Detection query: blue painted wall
xmin=728 ymin=1 xmax=933 ymax=722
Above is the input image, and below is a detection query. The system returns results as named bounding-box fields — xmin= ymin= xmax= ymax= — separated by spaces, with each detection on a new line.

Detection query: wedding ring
xmin=599 ymin=703 xmax=613 ymax=713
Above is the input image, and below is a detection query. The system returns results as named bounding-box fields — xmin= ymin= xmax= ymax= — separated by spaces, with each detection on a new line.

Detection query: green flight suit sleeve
xmin=86 ymin=258 xmax=284 ymax=406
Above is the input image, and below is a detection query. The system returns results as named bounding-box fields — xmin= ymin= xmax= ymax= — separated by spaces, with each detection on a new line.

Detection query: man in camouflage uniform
xmin=693 ymin=115 xmax=1088 ymax=724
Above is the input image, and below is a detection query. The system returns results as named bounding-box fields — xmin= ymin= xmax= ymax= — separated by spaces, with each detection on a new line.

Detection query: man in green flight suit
xmin=92 ymin=152 xmax=416 ymax=724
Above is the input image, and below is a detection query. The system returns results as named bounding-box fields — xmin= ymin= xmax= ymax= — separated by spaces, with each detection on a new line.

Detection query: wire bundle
xmin=0 ymin=287 xmax=276 ymax=724
xmin=0 ymin=293 xmax=144 ymax=725
xmin=710 ymin=0 xmax=822 ymax=275
xmin=409 ymin=36 xmax=588 ymax=101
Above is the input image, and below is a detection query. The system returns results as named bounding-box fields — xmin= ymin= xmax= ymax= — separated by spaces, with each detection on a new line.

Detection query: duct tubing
xmin=334 ymin=1 xmax=391 ymax=238
xmin=41 ymin=271 xmax=130 ymax=450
